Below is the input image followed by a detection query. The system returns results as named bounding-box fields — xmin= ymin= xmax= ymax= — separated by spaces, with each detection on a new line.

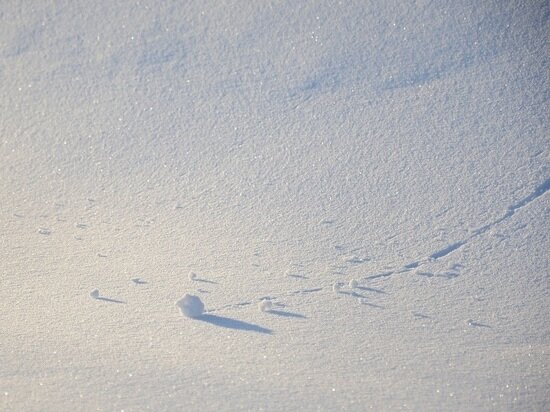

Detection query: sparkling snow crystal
xmin=176 ymin=294 xmax=204 ymax=318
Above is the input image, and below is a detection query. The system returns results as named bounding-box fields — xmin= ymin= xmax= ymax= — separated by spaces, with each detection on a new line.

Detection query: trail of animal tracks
xmin=1 ymin=1 xmax=548 ymax=411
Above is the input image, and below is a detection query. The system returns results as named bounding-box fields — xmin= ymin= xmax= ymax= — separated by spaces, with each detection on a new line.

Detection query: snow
xmin=1 ymin=0 xmax=549 ymax=411
xmin=259 ymin=300 xmax=273 ymax=313
xmin=176 ymin=294 xmax=205 ymax=319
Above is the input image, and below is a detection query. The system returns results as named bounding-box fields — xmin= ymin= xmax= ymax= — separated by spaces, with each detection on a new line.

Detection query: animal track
xmin=368 ymin=178 xmax=549 ymax=280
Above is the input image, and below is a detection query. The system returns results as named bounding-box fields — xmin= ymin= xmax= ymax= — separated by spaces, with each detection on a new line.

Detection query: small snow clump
xmin=332 ymin=282 xmax=341 ymax=292
xmin=259 ymin=300 xmax=273 ymax=312
xmin=349 ymin=279 xmax=358 ymax=288
xmin=176 ymin=294 xmax=204 ymax=318
xmin=188 ymin=271 xmax=197 ymax=281
xmin=90 ymin=289 xmax=100 ymax=299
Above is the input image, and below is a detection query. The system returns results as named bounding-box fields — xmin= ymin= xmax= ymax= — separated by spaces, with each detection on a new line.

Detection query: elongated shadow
xmin=413 ymin=312 xmax=431 ymax=319
xmin=199 ymin=314 xmax=272 ymax=334
xmin=287 ymin=274 xmax=309 ymax=279
xmin=359 ymin=300 xmax=384 ymax=309
xmin=357 ymin=286 xmax=387 ymax=294
xmin=468 ymin=321 xmax=491 ymax=328
xmin=96 ymin=296 xmax=126 ymax=304
xmin=367 ymin=271 xmax=393 ymax=280
xmin=268 ymin=310 xmax=307 ymax=319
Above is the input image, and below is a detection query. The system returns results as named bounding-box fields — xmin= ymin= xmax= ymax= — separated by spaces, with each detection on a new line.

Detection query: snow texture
xmin=176 ymin=294 xmax=205 ymax=319
xmin=1 ymin=1 xmax=548 ymax=411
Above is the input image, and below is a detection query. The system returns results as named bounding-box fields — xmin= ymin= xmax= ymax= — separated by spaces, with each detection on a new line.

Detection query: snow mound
xmin=332 ymin=282 xmax=341 ymax=292
xmin=188 ymin=271 xmax=197 ymax=281
xmin=349 ymin=279 xmax=358 ymax=288
xmin=90 ymin=289 xmax=99 ymax=299
xmin=176 ymin=294 xmax=204 ymax=318
xmin=259 ymin=300 xmax=273 ymax=312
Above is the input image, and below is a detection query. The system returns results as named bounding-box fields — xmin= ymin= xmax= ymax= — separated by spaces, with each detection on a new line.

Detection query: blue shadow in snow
xmin=199 ymin=314 xmax=272 ymax=334
xmin=268 ymin=310 xmax=307 ymax=319
xmin=96 ymin=296 xmax=126 ymax=304
xmin=357 ymin=286 xmax=387 ymax=294
xmin=468 ymin=321 xmax=491 ymax=328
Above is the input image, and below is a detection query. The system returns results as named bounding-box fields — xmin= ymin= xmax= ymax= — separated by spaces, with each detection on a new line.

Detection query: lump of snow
xmin=332 ymin=282 xmax=341 ymax=292
xmin=188 ymin=271 xmax=197 ymax=281
xmin=90 ymin=289 xmax=100 ymax=299
xmin=176 ymin=294 xmax=204 ymax=318
xmin=349 ymin=279 xmax=358 ymax=288
xmin=259 ymin=300 xmax=273 ymax=312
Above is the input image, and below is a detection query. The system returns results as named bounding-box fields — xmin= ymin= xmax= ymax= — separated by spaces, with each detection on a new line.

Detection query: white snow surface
xmin=1 ymin=1 xmax=549 ymax=411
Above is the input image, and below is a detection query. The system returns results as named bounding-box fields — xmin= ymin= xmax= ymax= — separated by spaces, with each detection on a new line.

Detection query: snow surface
xmin=1 ymin=0 xmax=549 ymax=411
